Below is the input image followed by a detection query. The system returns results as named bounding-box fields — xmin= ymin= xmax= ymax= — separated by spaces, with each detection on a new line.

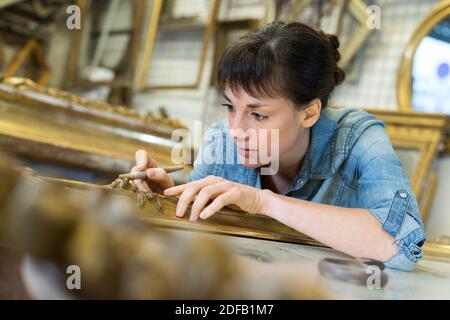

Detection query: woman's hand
xmin=163 ymin=175 xmax=269 ymax=221
xmin=131 ymin=149 xmax=175 ymax=194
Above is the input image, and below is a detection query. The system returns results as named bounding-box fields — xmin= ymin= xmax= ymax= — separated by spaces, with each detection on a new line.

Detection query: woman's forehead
xmin=224 ymin=86 xmax=289 ymax=106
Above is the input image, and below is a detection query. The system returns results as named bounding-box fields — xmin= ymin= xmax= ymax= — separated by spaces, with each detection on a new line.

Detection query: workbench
xmin=21 ymin=229 xmax=450 ymax=300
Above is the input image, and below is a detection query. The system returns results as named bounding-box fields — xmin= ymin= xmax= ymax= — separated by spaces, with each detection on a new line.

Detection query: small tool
xmin=318 ymin=257 xmax=388 ymax=288
xmin=108 ymin=165 xmax=184 ymax=213
xmin=118 ymin=165 xmax=184 ymax=180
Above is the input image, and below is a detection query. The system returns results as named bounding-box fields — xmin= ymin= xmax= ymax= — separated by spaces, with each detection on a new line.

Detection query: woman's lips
xmin=237 ymin=146 xmax=257 ymax=157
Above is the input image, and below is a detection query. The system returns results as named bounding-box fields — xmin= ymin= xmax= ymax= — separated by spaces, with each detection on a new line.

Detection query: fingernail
xmin=199 ymin=212 xmax=206 ymax=219
xmin=147 ymin=169 xmax=154 ymax=178
xmin=176 ymin=205 xmax=182 ymax=217
xmin=164 ymin=188 xmax=172 ymax=195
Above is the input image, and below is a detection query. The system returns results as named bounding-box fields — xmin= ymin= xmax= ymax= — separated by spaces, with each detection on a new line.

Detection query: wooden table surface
xmin=17 ymin=229 xmax=450 ymax=300
xmin=213 ymin=231 xmax=450 ymax=300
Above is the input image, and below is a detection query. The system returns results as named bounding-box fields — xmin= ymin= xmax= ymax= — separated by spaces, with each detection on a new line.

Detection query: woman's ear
xmin=299 ymin=99 xmax=321 ymax=128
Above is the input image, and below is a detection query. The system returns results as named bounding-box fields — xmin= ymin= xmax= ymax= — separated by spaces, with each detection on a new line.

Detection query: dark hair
xmin=217 ymin=21 xmax=345 ymax=109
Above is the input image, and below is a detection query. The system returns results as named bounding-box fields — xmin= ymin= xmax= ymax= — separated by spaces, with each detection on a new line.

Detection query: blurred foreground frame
xmin=1 ymin=150 xmax=450 ymax=299
xmin=0 ymin=152 xmax=325 ymax=299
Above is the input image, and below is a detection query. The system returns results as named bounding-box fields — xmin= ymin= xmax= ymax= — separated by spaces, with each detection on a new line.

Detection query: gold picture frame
xmin=37 ymin=168 xmax=450 ymax=263
xmin=423 ymin=240 xmax=450 ymax=263
xmin=0 ymin=77 xmax=188 ymax=177
xmin=38 ymin=173 xmax=324 ymax=248
xmin=397 ymin=0 xmax=450 ymax=112
xmin=338 ymin=0 xmax=373 ymax=70
xmin=396 ymin=0 xmax=450 ymax=154
xmin=2 ymin=37 xmax=51 ymax=86
xmin=64 ymin=0 xmax=86 ymax=88
xmin=64 ymin=0 xmax=145 ymax=97
xmin=367 ymin=109 xmax=448 ymax=219
xmin=138 ymin=0 xmax=220 ymax=90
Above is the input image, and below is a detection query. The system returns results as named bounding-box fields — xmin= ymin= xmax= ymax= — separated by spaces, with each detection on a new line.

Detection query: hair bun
xmin=325 ymin=33 xmax=345 ymax=85
xmin=326 ymin=34 xmax=339 ymax=49
xmin=326 ymin=34 xmax=341 ymax=62
xmin=334 ymin=67 xmax=346 ymax=86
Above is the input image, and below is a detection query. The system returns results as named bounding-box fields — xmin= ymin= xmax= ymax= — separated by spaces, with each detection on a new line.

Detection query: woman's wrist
xmin=257 ymin=188 xmax=279 ymax=218
xmin=257 ymin=189 xmax=308 ymax=228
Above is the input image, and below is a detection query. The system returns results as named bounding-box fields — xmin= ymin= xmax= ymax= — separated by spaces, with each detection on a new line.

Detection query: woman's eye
xmin=251 ymin=112 xmax=268 ymax=121
xmin=222 ymin=103 xmax=235 ymax=112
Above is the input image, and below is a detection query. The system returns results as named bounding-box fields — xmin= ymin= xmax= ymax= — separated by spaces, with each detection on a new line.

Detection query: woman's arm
xmin=164 ymin=175 xmax=398 ymax=263
xmin=259 ymin=189 xmax=398 ymax=262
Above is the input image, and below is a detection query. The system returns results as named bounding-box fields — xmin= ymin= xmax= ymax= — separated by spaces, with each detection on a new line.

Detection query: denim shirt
xmin=189 ymin=107 xmax=426 ymax=271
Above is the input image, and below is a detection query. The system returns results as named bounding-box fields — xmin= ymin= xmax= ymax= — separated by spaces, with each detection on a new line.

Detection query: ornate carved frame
xmin=396 ymin=0 xmax=450 ymax=153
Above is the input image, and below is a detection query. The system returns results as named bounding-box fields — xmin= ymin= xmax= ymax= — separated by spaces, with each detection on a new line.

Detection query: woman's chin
xmin=241 ymin=162 xmax=261 ymax=169
xmin=238 ymin=156 xmax=266 ymax=168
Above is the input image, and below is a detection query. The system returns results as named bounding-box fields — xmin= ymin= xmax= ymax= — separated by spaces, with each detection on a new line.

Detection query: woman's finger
xmin=165 ymin=175 xmax=222 ymax=196
xmin=131 ymin=165 xmax=151 ymax=192
xmin=165 ymin=176 xmax=225 ymax=218
xmin=173 ymin=181 xmax=206 ymax=218
xmin=135 ymin=150 xmax=148 ymax=170
xmin=135 ymin=149 xmax=158 ymax=170
xmin=199 ymin=192 xmax=236 ymax=220
xmin=189 ymin=182 xmax=230 ymax=221
xmin=145 ymin=167 xmax=174 ymax=190
xmin=164 ymin=183 xmax=187 ymax=196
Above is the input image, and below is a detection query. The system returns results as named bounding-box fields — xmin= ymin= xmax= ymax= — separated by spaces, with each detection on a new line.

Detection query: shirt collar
xmin=288 ymin=110 xmax=337 ymax=192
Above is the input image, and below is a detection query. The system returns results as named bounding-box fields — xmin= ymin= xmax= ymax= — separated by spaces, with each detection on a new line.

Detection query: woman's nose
xmin=228 ymin=116 xmax=249 ymax=140
xmin=229 ymin=129 xmax=248 ymax=142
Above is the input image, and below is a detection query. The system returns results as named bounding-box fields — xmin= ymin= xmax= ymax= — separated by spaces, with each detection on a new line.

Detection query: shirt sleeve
xmin=188 ymin=121 xmax=224 ymax=182
xmin=352 ymin=124 xmax=426 ymax=272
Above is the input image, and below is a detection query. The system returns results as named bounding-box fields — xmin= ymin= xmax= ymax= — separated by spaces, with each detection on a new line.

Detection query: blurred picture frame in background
xmin=138 ymin=0 xmax=219 ymax=90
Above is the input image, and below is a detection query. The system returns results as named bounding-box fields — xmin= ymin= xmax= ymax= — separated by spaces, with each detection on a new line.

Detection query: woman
xmin=132 ymin=22 xmax=425 ymax=271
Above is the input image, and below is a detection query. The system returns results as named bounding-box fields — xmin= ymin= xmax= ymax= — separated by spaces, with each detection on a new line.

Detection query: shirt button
xmin=399 ymin=191 xmax=408 ymax=199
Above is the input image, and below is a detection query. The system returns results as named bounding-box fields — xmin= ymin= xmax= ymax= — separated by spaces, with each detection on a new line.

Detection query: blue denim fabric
xmin=189 ymin=107 xmax=426 ymax=271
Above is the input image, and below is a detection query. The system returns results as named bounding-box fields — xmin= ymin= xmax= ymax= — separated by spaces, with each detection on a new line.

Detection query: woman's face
xmin=223 ymin=86 xmax=307 ymax=169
